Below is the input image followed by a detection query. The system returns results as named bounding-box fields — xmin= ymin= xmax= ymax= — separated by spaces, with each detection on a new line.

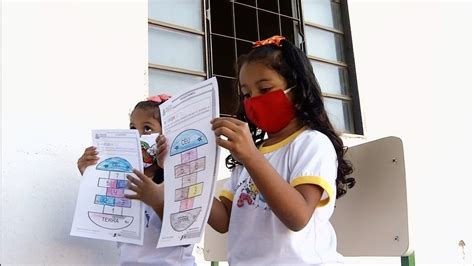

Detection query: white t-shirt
xmin=220 ymin=128 xmax=343 ymax=265
xmin=118 ymin=205 xmax=195 ymax=266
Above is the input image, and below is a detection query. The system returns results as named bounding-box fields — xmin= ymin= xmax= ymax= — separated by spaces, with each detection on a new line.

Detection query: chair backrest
xmin=331 ymin=136 xmax=411 ymax=256
xmin=204 ymin=136 xmax=412 ymax=261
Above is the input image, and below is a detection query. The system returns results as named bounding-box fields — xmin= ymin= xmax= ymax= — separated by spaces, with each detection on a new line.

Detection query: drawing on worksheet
xmin=87 ymin=157 xmax=134 ymax=230
xmin=71 ymin=129 xmax=144 ymax=245
xmin=157 ymin=77 xmax=219 ymax=248
xmin=170 ymin=129 xmax=207 ymax=231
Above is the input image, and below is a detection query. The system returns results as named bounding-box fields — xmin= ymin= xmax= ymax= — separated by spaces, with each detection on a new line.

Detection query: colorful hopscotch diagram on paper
xmin=170 ymin=129 xmax=208 ymax=232
xmin=88 ymin=157 xmax=134 ymax=230
xmin=71 ymin=129 xmax=144 ymax=245
xmin=157 ymin=77 xmax=219 ymax=248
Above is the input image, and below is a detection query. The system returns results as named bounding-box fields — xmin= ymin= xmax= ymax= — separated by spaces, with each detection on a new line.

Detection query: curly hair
xmin=226 ymin=39 xmax=355 ymax=198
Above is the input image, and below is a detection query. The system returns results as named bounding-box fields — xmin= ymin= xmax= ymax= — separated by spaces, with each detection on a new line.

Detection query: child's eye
xmin=130 ymin=126 xmax=136 ymax=130
xmin=144 ymin=126 xmax=153 ymax=132
xmin=259 ymin=88 xmax=271 ymax=94
xmin=242 ymin=93 xmax=251 ymax=99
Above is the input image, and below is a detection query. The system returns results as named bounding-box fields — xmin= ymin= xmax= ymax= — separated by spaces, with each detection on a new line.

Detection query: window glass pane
xmin=149 ymin=68 xmax=204 ymax=96
xmin=235 ymin=4 xmax=258 ymax=41
xmin=237 ymin=40 xmax=253 ymax=58
xmin=280 ymin=17 xmax=298 ymax=45
xmin=216 ymin=76 xmax=239 ymax=115
xmin=311 ymin=60 xmax=349 ymax=95
xmin=305 ymin=26 xmax=345 ymax=62
xmin=279 ymin=0 xmax=295 ymax=17
xmin=302 ymin=0 xmax=342 ymax=30
xmin=148 ymin=0 xmax=202 ymax=31
xmin=211 ymin=35 xmax=236 ymax=77
xmin=236 ymin=0 xmax=256 ymax=7
xmin=324 ymin=98 xmax=354 ymax=133
xmin=149 ymin=25 xmax=204 ymax=72
xmin=259 ymin=10 xmax=280 ymax=39
xmin=258 ymin=0 xmax=278 ymax=12
xmin=210 ymin=0 xmax=234 ymax=37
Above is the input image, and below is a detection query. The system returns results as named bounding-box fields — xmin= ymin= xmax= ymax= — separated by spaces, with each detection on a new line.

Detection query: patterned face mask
xmin=140 ymin=133 xmax=160 ymax=168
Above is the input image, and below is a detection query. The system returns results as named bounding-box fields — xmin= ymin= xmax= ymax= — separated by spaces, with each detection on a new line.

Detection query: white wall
xmin=346 ymin=1 xmax=472 ymax=265
xmin=1 ymin=1 xmax=148 ymax=264
xmin=1 ymin=0 xmax=472 ymax=265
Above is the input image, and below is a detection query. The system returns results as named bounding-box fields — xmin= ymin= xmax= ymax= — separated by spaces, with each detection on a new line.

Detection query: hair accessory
xmin=146 ymin=94 xmax=171 ymax=103
xmin=252 ymin=35 xmax=286 ymax=48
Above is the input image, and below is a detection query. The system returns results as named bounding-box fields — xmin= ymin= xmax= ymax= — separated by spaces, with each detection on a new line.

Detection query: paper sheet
xmin=157 ymin=77 xmax=220 ymax=247
xmin=70 ymin=129 xmax=144 ymax=245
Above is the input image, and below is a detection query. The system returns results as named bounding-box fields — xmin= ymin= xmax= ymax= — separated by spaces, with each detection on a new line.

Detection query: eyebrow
xmin=240 ymin=78 xmax=272 ymax=88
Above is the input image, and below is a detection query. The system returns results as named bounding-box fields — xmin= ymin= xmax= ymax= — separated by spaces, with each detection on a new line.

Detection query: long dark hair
xmin=226 ymin=39 xmax=355 ymax=198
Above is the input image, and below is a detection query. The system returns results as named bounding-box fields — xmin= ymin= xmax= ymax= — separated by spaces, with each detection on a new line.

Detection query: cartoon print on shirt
xmin=236 ymin=176 xmax=269 ymax=210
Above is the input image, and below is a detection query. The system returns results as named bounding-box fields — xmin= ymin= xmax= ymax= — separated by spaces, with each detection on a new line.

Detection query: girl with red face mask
xmin=208 ymin=36 xmax=355 ymax=265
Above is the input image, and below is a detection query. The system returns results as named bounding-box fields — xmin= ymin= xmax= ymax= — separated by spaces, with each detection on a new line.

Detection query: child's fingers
xmin=132 ymin=169 xmax=151 ymax=182
xmin=82 ymin=154 xmax=99 ymax=161
xmin=214 ymin=127 xmax=238 ymax=141
xmin=156 ymin=135 xmax=167 ymax=145
xmin=157 ymin=144 xmax=168 ymax=157
xmin=156 ymin=136 xmax=168 ymax=153
xmin=78 ymin=159 xmax=99 ymax=171
xmin=84 ymin=146 xmax=98 ymax=155
xmin=126 ymin=180 xmax=141 ymax=193
xmin=216 ymin=137 xmax=233 ymax=151
xmin=211 ymin=118 xmax=241 ymax=132
xmin=211 ymin=117 xmax=246 ymax=127
xmin=77 ymin=156 xmax=99 ymax=175
xmin=124 ymin=193 xmax=140 ymax=200
xmin=126 ymin=173 xmax=144 ymax=187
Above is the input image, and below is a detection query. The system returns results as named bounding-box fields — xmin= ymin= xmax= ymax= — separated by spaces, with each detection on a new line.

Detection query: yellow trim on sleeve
xmin=290 ymin=176 xmax=334 ymax=208
xmin=219 ymin=190 xmax=234 ymax=202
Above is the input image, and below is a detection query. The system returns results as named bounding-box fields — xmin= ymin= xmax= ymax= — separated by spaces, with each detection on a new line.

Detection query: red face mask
xmin=243 ymin=86 xmax=295 ymax=133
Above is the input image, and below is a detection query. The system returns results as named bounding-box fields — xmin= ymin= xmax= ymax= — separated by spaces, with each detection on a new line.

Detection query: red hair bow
xmin=252 ymin=35 xmax=286 ymax=48
xmin=146 ymin=94 xmax=171 ymax=103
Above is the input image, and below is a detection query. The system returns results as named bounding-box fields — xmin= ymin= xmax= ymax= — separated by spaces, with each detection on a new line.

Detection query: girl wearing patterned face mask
xmin=208 ymin=36 xmax=355 ymax=265
xmin=76 ymin=94 xmax=196 ymax=266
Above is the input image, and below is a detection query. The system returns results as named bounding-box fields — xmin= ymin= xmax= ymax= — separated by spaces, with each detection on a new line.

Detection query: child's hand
xmin=125 ymin=169 xmax=163 ymax=208
xmin=211 ymin=117 xmax=259 ymax=164
xmin=155 ymin=135 xmax=168 ymax=168
xmin=77 ymin=146 xmax=99 ymax=175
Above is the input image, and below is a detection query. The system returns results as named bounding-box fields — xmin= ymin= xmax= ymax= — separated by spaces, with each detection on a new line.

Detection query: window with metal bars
xmin=301 ymin=0 xmax=362 ymax=134
xmin=147 ymin=0 xmax=207 ymax=97
xmin=208 ymin=0 xmax=304 ymax=115
xmin=148 ymin=0 xmax=362 ymax=135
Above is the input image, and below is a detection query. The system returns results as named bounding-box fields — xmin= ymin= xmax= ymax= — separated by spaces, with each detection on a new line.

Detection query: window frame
xmin=148 ymin=0 xmax=209 ymax=79
xmin=300 ymin=0 xmax=363 ymax=135
xmin=147 ymin=0 xmax=363 ymax=135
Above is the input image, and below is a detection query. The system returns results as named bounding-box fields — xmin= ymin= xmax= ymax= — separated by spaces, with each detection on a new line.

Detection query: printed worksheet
xmin=157 ymin=77 xmax=220 ymax=248
xmin=70 ymin=129 xmax=144 ymax=245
